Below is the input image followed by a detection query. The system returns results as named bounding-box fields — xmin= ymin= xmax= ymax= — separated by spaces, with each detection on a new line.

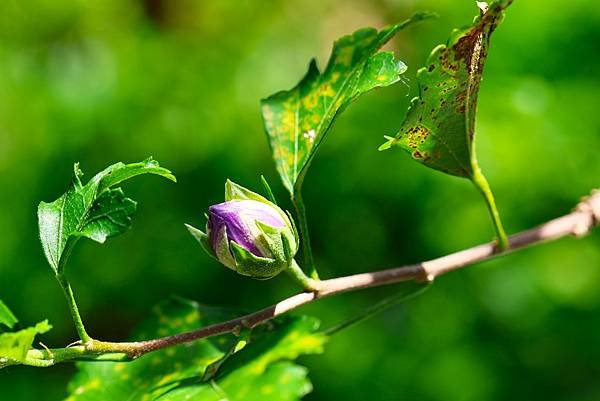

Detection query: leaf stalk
xmin=292 ymin=189 xmax=319 ymax=279
xmin=56 ymin=274 xmax=91 ymax=344
xmin=471 ymin=161 xmax=509 ymax=250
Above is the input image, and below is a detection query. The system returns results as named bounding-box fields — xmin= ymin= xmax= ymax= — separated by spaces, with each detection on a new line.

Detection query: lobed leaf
xmin=380 ymin=0 xmax=512 ymax=177
xmin=78 ymin=188 xmax=137 ymax=243
xmin=97 ymin=159 xmax=176 ymax=193
xmin=37 ymin=157 xmax=175 ymax=273
xmin=0 ymin=320 xmax=52 ymax=364
xmin=261 ymin=12 xmax=435 ymax=194
xmin=156 ymin=316 xmax=326 ymax=401
xmin=64 ymin=297 xmax=232 ymax=401
xmin=64 ymin=298 xmax=326 ymax=401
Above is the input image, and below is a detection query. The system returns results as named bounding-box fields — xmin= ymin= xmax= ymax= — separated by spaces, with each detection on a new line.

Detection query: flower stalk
xmin=286 ymin=259 xmax=320 ymax=292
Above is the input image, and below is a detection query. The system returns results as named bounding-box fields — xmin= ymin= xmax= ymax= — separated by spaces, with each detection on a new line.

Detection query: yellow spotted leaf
xmin=262 ymin=13 xmax=434 ymax=194
xmin=156 ymin=316 xmax=326 ymax=401
xmin=380 ymin=0 xmax=512 ymax=177
xmin=64 ymin=299 xmax=326 ymax=401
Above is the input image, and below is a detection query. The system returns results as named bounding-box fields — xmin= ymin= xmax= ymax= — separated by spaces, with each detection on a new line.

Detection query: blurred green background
xmin=1 ymin=0 xmax=599 ymax=400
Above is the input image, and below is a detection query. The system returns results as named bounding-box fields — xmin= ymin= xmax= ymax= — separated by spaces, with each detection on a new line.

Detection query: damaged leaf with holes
xmin=380 ymin=0 xmax=511 ymax=176
xmin=261 ymin=12 xmax=434 ymax=195
xmin=380 ymin=0 xmax=512 ymax=248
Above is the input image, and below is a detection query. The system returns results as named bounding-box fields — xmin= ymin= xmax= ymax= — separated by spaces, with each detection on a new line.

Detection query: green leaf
xmin=156 ymin=316 xmax=326 ymax=401
xmin=261 ymin=12 xmax=435 ymax=194
xmin=380 ymin=1 xmax=512 ymax=177
xmin=0 ymin=300 xmax=18 ymax=330
xmin=64 ymin=298 xmax=326 ymax=401
xmin=0 ymin=320 xmax=52 ymax=364
xmin=64 ymin=297 xmax=233 ymax=401
xmin=37 ymin=157 xmax=175 ymax=273
xmin=97 ymin=158 xmax=176 ymax=193
xmin=78 ymin=188 xmax=137 ymax=243
xmin=379 ymin=1 xmax=512 ymax=250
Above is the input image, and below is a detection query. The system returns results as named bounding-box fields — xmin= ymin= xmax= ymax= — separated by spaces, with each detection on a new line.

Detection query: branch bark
xmin=15 ymin=189 xmax=600 ymax=367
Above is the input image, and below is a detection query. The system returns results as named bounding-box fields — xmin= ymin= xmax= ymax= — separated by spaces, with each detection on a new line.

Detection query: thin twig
xmin=323 ymin=282 xmax=431 ymax=336
xmin=18 ymin=188 xmax=600 ymax=366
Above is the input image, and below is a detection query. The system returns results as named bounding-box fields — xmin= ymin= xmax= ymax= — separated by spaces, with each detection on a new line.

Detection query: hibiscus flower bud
xmin=186 ymin=180 xmax=298 ymax=279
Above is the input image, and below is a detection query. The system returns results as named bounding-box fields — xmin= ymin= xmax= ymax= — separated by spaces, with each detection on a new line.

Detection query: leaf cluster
xmin=2 ymin=1 xmax=519 ymax=399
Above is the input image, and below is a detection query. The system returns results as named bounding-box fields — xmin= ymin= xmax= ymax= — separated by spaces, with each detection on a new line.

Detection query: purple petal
xmin=207 ymin=200 xmax=286 ymax=257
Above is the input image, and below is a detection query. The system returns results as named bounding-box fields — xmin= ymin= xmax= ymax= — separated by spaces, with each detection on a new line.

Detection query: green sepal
xmin=255 ymin=220 xmax=289 ymax=262
xmin=285 ymin=210 xmax=300 ymax=246
xmin=229 ymin=241 xmax=285 ymax=279
xmin=281 ymin=232 xmax=294 ymax=262
xmin=225 ymin=179 xmax=270 ymax=203
xmin=185 ymin=224 xmax=216 ymax=260
xmin=214 ymin=226 xmax=237 ymax=270
xmin=260 ymin=175 xmax=278 ymax=204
